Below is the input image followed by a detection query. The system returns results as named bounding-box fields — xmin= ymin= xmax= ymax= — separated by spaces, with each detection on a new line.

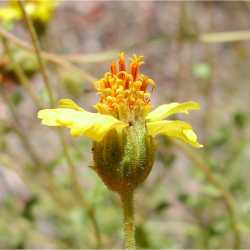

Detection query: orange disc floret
xmin=94 ymin=53 xmax=156 ymax=122
xmin=118 ymin=52 xmax=126 ymax=71
xmin=129 ymin=54 xmax=144 ymax=80
xmin=110 ymin=61 xmax=117 ymax=75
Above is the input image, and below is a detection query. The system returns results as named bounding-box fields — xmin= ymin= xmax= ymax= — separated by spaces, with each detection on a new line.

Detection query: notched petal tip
xmin=147 ymin=120 xmax=203 ymax=148
xmin=146 ymin=101 xmax=201 ymax=122
xmin=183 ymin=129 xmax=203 ymax=148
xmin=58 ymin=98 xmax=84 ymax=111
xmin=37 ymin=109 xmax=60 ymax=126
xmin=37 ymin=109 xmax=52 ymax=120
xmin=183 ymin=129 xmax=197 ymax=142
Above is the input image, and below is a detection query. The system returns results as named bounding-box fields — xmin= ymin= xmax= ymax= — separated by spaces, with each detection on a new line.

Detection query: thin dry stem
xmin=0 ymin=26 xmax=96 ymax=83
xmin=0 ymin=88 xmax=68 ymax=209
xmin=176 ymin=142 xmax=241 ymax=249
xmin=17 ymin=1 xmax=102 ymax=247
xmin=18 ymin=0 xmax=54 ymax=106
xmin=2 ymin=38 xmax=42 ymax=109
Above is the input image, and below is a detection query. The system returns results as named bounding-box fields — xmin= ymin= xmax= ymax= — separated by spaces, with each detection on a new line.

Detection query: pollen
xmin=94 ymin=53 xmax=156 ymax=121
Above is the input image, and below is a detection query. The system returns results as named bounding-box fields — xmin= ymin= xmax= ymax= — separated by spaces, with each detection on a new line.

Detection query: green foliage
xmin=60 ymin=70 xmax=85 ymax=98
xmin=192 ymin=63 xmax=211 ymax=80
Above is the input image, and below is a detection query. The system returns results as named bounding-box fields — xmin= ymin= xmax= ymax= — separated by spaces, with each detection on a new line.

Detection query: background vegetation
xmin=0 ymin=1 xmax=250 ymax=249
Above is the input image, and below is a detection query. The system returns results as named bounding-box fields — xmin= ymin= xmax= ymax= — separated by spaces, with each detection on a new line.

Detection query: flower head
xmin=38 ymin=53 xmax=203 ymax=192
xmin=94 ymin=52 xmax=155 ymax=122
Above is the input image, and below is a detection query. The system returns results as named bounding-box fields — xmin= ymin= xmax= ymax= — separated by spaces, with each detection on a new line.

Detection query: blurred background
xmin=0 ymin=1 xmax=250 ymax=249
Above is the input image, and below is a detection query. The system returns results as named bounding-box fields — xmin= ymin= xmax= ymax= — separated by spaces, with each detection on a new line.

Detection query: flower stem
xmin=120 ymin=190 xmax=136 ymax=250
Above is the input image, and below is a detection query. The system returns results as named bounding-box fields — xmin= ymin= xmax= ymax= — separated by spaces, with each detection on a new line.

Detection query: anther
xmin=131 ymin=63 xmax=138 ymax=80
xmin=119 ymin=52 xmax=126 ymax=71
xmin=110 ymin=61 xmax=117 ymax=75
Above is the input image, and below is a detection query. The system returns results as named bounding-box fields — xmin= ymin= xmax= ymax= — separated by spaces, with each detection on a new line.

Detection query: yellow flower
xmin=0 ymin=0 xmax=58 ymax=25
xmin=38 ymin=53 xmax=203 ymax=192
xmin=38 ymin=52 xmax=203 ymax=148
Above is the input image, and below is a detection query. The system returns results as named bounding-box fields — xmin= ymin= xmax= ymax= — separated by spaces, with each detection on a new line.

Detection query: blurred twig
xmin=203 ymin=47 xmax=215 ymax=143
xmin=175 ymin=141 xmax=241 ymax=249
xmin=0 ymin=26 xmax=97 ymax=83
xmin=64 ymin=51 xmax=118 ymax=64
xmin=0 ymin=88 xmax=41 ymax=166
xmin=18 ymin=0 xmax=102 ymax=247
xmin=174 ymin=2 xmax=197 ymax=101
xmin=17 ymin=1 xmax=55 ymax=106
xmin=2 ymin=38 xmax=42 ymax=109
xmin=200 ymin=30 xmax=250 ymax=43
xmin=0 ymin=88 xmax=68 ymax=209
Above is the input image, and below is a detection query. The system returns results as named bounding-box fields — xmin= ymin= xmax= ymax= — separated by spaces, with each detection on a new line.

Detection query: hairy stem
xmin=120 ymin=190 xmax=136 ymax=250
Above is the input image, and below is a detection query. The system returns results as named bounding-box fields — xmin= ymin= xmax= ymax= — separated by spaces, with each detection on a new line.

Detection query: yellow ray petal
xmin=147 ymin=120 xmax=203 ymax=148
xmin=146 ymin=102 xmax=200 ymax=122
xmin=58 ymin=99 xmax=84 ymax=111
xmin=38 ymin=108 xmax=127 ymax=142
